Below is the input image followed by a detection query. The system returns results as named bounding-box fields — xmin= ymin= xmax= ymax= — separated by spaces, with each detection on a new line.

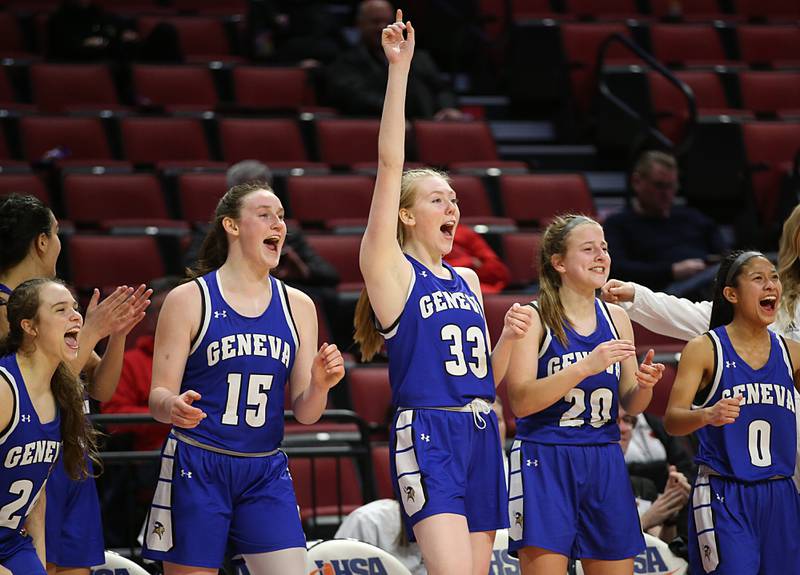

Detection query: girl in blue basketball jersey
xmin=665 ymin=251 xmax=800 ymax=574
xmin=505 ymin=215 xmax=665 ymax=575
xmin=0 ymin=193 xmax=150 ymax=575
xmin=143 ymin=182 xmax=345 ymax=574
xmin=353 ymin=11 xmax=534 ymax=575
xmin=0 ymin=278 xmax=98 ymax=575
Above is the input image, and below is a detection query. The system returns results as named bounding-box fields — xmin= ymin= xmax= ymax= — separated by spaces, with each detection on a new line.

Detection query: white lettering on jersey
xmin=207 ymin=334 xmax=291 ymax=368
xmin=547 ymin=351 xmax=620 ymax=378
xmin=419 ymin=291 xmax=481 ymax=319
xmin=4 ymin=440 xmax=60 ymax=468
xmin=722 ymin=383 xmax=796 ymax=413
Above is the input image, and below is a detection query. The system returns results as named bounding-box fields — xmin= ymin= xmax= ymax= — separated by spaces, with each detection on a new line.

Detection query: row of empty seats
xmin=4 ymin=171 xmax=594 ymax=231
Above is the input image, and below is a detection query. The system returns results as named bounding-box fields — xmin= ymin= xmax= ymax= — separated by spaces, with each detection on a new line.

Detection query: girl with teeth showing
xmin=505 ymin=214 xmax=665 ymax=575
xmin=354 ymin=9 xmax=534 ymax=575
xmin=144 ymin=182 xmax=345 ymax=574
xmin=663 ymin=251 xmax=800 ymax=574
xmin=0 ymin=193 xmax=150 ymax=575
xmin=0 ymin=278 xmax=99 ymax=575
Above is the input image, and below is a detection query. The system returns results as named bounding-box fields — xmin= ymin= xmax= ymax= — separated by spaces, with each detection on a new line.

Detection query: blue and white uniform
xmin=142 ymin=272 xmax=306 ymax=568
xmin=385 ymin=255 xmax=507 ymax=537
xmin=689 ymin=326 xmax=800 ymax=574
xmin=0 ymin=354 xmax=60 ymax=575
xmin=508 ymin=300 xmax=644 ymax=560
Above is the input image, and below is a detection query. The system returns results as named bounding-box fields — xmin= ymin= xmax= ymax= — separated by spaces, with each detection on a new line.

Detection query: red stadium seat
xmin=233 ymin=66 xmax=317 ymax=111
xmin=736 ymin=0 xmax=800 ymax=21
xmin=219 ymin=118 xmax=309 ymax=165
xmin=739 ymin=71 xmax=800 ymax=116
xmin=0 ymin=174 xmax=50 ymax=205
xmin=138 ymin=17 xmax=233 ymax=62
xmin=738 ymin=25 xmax=800 ymax=68
xmin=177 ymin=172 xmax=227 ymax=223
xmin=742 ymin=122 xmax=800 ymax=225
xmin=121 ymin=117 xmax=209 ymax=164
xmin=63 ymin=173 xmax=169 ymax=225
xmin=449 ymin=175 xmax=513 ymax=228
xmin=646 ymin=361 xmax=677 ymax=417
xmin=631 ymin=322 xmax=685 ymax=355
xmin=286 ymin=175 xmax=373 ymax=229
xmin=560 ymin=22 xmax=637 ymax=112
xmin=370 ymin=444 xmax=394 ymax=500
xmin=348 ymin=366 xmax=392 ymax=438
xmin=0 ymin=12 xmax=30 ymax=58
xmin=564 ymin=0 xmax=639 ymax=19
xmin=414 ymin=121 xmax=504 ymax=168
xmin=132 ymin=65 xmax=218 ymax=111
xmin=510 ymin=0 xmax=557 ymax=21
xmin=30 ymin=64 xmax=120 ymax=113
xmin=67 ymin=235 xmax=166 ymax=290
xmin=482 ymin=293 xmax=534 ymax=345
xmin=499 ymin=174 xmax=595 ymax=228
xmin=172 ymin=0 xmax=248 ymax=16
xmin=500 ymin=232 xmax=542 ymax=289
xmin=304 ymin=235 xmax=363 ymax=292
xmin=288 ymin=456 xmax=364 ymax=523
xmin=649 ymin=0 xmax=725 ymax=21
xmin=650 ymin=24 xmax=729 ymax=67
xmin=20 ymin=116 xmax=112 ymax=163
xmin=315 ymin=119 xmax=380 ymax=168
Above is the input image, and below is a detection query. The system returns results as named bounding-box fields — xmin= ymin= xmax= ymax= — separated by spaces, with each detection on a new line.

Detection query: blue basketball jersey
xmin=382 ymin=255 xmax=495 ymax=407
xmin=694 ymin=327 xmax=796 ymax=481
xmin=515 ymin=299 xmax=622 ymax=445
xmin=179 ymin=272 xmax=298 ymax=453
xmin=0 ymin=354 xmax=60 ymax=545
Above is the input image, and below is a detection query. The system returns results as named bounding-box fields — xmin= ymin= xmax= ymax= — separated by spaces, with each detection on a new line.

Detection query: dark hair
xmin=0 ymin=194 xmax=53 ymax=272
xmin=188 ymin=182 xmax=276 ymax=278
xmin=226 ymin=160 xmax=273 ymax=188
xmin=0 ymin=278 xmax=98 ymax=480
xmin=709 ymin=250 xmax=765 ymax=330
xmin=538 ymin=214 xmax=601 ymax=345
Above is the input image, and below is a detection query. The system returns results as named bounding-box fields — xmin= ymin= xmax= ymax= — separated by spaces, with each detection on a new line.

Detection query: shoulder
xmin=606 ymin=301 xmax=633 ymax=333
xmin=783 ymin=337 xmax=800 ymax=368
xmin=454 ymin=266 xmax=480 ymax=292
xmin=684 ymin=332 xmax=715 ymax=360
xmin=284 ymin=283 xmax=314 ymax=312
xmin=165 ymin=280 xmax=201 ymax=308
xmin=0 ymin=357 xmax=14 ymax=433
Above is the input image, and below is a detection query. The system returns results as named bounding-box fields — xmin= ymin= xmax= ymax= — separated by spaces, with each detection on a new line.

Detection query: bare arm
xmin=287 ymin=286 xmax=345 ymax=424
xmin=24 ymin=486 xmax=46 ymax=569
xmin=505 ymin=311 xmax=636 ymax=418
xmin=664 ymin=336 xmax=741 ymax=436
xmin=602 ymin=280 xmax=711 ymax=341
xmin=148 ymin=283 xmax=206 ymax=427
xmin=612 ymin=305 xmax=665 ymax=416
xmin=359 ymin=11 xmax=415 ymax=330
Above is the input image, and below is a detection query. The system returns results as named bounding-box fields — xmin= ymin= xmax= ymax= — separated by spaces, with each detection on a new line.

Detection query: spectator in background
xmin=604 ymin=151 xmax=727 ymax=300
xmin=47 ymin=0 xmax=181 ymax=62
xmin=101 ymin=276 xmax=181 ymax=451
xmin=619 ymin=406 xmax=691 ymax=544
xmin=324 ymin=0 xmax=465 ymax=120
xmin=185 ymin=160 xmax=339 ymax=290
xmin=444 ymin=226 xmax=510 ymax=293
xmin=625 ymin=411 xmax=696 ymax=494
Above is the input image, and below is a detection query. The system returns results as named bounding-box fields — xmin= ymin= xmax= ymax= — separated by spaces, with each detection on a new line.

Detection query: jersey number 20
xmin=0 ymin=479 xmax=34 ymax=530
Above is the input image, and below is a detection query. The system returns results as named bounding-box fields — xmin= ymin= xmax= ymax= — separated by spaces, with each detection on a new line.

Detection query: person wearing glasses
xmin=603 ymin=150 xmax=727 ymax=301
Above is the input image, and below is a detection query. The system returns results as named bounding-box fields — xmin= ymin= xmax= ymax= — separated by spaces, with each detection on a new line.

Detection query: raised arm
xmin=664 ymin=335 xmax=740 ymax=436
xmin=505 ymin=309 xmax=636 ymax=418
xmin=287 ymin=286 xmax=344 ymax=425
xmin=602 ymin=279 xmax=711 ymax=341
xmin=148 ymin=283 xmax=206 ymax=427
xmin=359 ymin=10 xmax=415 ymax=329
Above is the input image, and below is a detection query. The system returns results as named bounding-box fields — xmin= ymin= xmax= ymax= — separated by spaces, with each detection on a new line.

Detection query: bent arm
xmin=623 ymin=283 xmax=711 ymax=341
xmin=24 ymin=486 xmax=46 ymax=569
xmin=288 ymin=288 xmax=329 ymax=425
xmin=615 ymin=306 xmax=653 ymax=416
xmin=664 ymin=336 xmax=714 ymax=436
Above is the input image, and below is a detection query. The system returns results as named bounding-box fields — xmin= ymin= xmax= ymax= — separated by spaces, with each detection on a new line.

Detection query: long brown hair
xmin=0 ymin=278 xmax=98 ymax=480
xmin=354 ymin=168 xmax=450 ymax=361
xmin=188 ymin=182 xmax=277 ymax=279
xmin=538 ymin=214 xmax=601 ymax=346
xmin=778 ymin=205 xmax=800 ymax=324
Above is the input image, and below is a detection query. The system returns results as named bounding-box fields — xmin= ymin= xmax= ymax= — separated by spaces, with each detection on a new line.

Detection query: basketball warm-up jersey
xmin=181 ymin=271 xmax=298 ymax=452
xmin=382 ymin=255 xmax=495 ymax=407
xmin=695 ymin=327 xmax=796 ymax=480
xmin=0 ymin=354 xmax=60 ymax=548
xmin=515 ymin=299 xmax=622 ymax=444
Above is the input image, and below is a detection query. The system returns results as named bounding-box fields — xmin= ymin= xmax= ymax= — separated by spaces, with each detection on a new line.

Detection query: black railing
xmin=595 ymin=32 xmax=698 ymax=155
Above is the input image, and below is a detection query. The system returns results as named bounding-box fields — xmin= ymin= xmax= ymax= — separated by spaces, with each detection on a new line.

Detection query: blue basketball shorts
xmin=508 ymin=440 xmax=645 ymax=560
xmin=0 ymin=535 xmax=46 ymax=574
xmin=389 ymin=407 xmax=509 ymax=540
xmin=141 ymin=434 xmax=306 ymax=569
xmin=45 ymin=455 xmax=105 ymax=567
xmin=689 ymin=469 xmax=800 ymax=574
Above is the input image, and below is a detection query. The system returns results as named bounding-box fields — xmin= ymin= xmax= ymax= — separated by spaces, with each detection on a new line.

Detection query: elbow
xmin=663 ymin=410 xmax=680 ymax=436
xmin=508 ymin=384 xmax=536 ymax=419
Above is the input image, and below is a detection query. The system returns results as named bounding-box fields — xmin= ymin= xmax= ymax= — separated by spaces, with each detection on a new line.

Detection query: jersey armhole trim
xmin=277 ymin=279 xmax=300 ymax=349
xmin=778 ymin=334 xmax=795 ymax=379
xmin=0 ymin=366 xmax=20 ymax=446
xmin=693 ymin=331 xmax=721 ymax=408
xmin=598 ymin=299 xmax=622 ymax=340
xmin=378 ymin=270 xmax=416 ymax=340
xmin=529 ymin=301 xmax=552 ymax=358
xmin=188 ymin=278 xmax=211 ymax=356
